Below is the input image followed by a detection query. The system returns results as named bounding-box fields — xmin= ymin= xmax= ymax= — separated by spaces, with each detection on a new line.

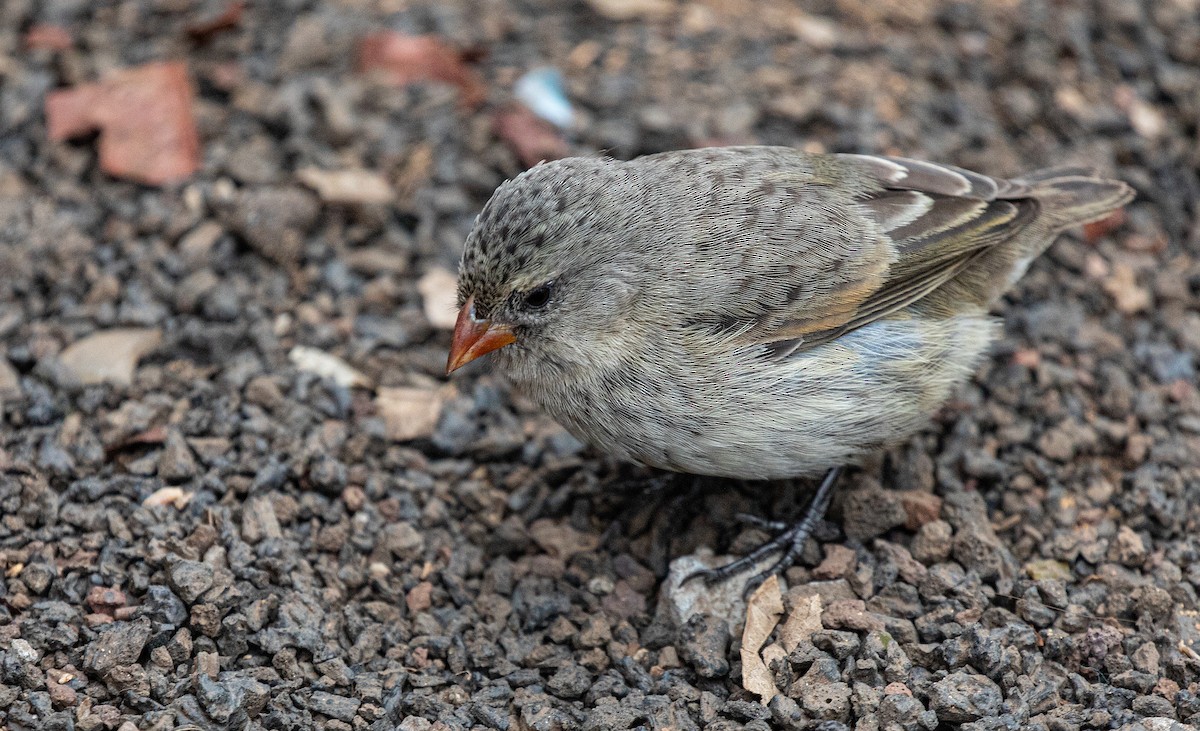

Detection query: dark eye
xmin=523 ymin=282 xmax=554 ymax=309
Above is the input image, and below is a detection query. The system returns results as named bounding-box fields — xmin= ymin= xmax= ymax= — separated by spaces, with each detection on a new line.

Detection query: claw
xmin=679 ymin=566 xmax=719 ymax=587
xmin=680 ymin=467 xmax=844 ymax=594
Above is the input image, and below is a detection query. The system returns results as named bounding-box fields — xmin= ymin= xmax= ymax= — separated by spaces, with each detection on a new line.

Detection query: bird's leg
xmin=682 ymin=466 xmax=843 ymax=595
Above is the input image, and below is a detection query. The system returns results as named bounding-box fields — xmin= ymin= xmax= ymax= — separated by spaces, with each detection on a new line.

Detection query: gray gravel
xmin=1 ymin=1 xmax=1199 ymax=730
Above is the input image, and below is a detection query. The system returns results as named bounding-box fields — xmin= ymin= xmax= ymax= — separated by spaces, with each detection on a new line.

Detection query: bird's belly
xmin=534 ymin=317 xmax=999 ymax=481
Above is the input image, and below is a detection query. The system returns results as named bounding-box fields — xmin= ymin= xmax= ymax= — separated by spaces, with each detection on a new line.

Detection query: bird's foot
xmin=682 ymin=466 xmax=843 ymax=597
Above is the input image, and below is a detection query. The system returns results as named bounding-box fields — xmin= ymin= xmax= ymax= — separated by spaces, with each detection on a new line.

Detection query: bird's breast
xmin=514 ymin=316 xmax=999 ymax=480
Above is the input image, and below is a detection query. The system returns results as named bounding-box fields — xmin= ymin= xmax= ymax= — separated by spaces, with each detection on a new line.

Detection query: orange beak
xmin=446 ymin=297 xmax=517 ymax=374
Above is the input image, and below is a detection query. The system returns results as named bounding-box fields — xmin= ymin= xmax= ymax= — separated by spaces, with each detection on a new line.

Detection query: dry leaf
xmin=46 ymin=62 xmax=200 ymax=186
xmin=585 ymin=0 xmax=675 ymax=21
xmin=288 ymin=346 xmax=372 ymax=388
xmin=357 ymin=32 xmax=486 ymax=107
xmin=417 ymin=268 xmax=459 ymax=330
xmin=376 ymin=386 xmax=446 ymax=441
xmin=1102 ymin=262 xmax=1151 ymax=314
xmin=493 ymin=104 xmax=569 ymax=168
xmin=142 ymin=486 xmax=193 ymax=510
xmin=779 ymin=593 xmax=822 ymax=652
xmin=297 ymin=167 xmax=393 ymax=205
xmin=740 ymin=575 xmax=784 ymax=703
xmin=59 ymin=328 xmax=162 ymax=386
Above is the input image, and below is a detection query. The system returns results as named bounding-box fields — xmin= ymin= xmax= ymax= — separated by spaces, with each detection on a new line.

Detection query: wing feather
xmin=646 ymin=147 xmax=1125 ymax=361
xmin=745 ymin=154 xmax=1044 ymax=356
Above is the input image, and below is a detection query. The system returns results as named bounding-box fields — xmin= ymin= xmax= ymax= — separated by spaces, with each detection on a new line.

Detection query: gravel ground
xmin=2 ymin=1 xmax=1199 ymax=730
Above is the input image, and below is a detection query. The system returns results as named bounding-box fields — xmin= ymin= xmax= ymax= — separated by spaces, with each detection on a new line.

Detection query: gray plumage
xmin=453 ymin=146 xmax=1133 ymax=480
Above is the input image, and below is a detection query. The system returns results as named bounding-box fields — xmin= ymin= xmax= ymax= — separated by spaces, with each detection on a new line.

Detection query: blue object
xmin=515 ymin=68 xmax=573 ymax=129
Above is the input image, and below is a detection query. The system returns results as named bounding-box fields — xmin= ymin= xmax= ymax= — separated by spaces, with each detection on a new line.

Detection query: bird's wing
xmin=743 ymin=154 xmax=1043 ymax=357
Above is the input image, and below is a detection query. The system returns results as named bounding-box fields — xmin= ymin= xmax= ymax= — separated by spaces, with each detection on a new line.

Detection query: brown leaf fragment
xmin=356 ymin=32 xmax=486 ymax=107
xmin=58 ymin=328 xmax=163 ymax=386
xmin=493 ymin=104 xmax=569 ymax=168
xmin=779 ymin=593 xmax=822 ymax=652
xmin=142 ymin=486 xmax=193 ymax=510
xmin=288 ymin=346 xmax=372 ymax=389
xmin=740 ymin=575 xmax=784 ymax=703
xmin=46 ymin=62 xmax=201 ymax=185
xmin=376 ymin=387 xmax=447 ymax=442
xmin=417 ymin=268 xmax=459 ymax=330
xmin=297 ymin=167 xmax=393 ymax=205
xmin=1102 ymin=262 xmax=1151 ymax=314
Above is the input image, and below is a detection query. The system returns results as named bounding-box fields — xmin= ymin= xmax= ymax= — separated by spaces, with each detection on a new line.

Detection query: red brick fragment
xmin=357 ymin=32 xmax=486 ymax=107
xmin=46 ymin=62 xmax=201 ymax=186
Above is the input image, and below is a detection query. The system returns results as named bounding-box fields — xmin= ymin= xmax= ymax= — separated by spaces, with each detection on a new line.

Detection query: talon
xmin=679 ymin=567 xmax=718 ymax=587
xmin=740 ymin=570 xmax=771 ymax=599
xmin=683 ymin=467 xmax=844 ymax=593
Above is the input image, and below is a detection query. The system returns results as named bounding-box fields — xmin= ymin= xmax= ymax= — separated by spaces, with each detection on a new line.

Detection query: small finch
xmin=446 ymin=146 xmax=1133 ymax=588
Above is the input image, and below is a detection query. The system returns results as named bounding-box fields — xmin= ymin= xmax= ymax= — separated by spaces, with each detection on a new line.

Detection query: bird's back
xmin=620 ymin=147 xmax=1134 ymax=357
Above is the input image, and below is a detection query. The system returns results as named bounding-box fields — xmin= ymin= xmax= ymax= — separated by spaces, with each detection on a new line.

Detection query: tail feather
xmin=1018 ymin=169 xmax=1135 ymax=229
xmin=1014 ymin=165 xmax=1099 ymax=183
xmin=927 ymin=167 xmax=1134 ymax=310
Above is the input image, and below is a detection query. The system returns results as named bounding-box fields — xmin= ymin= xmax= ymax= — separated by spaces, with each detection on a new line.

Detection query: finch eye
xmin=523 ymin=282 xmax=554 ymax=309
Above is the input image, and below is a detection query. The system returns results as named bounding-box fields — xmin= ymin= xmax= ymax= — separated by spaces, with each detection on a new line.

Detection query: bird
xmin=445 ymin=145 xmax=1134 ymax=590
